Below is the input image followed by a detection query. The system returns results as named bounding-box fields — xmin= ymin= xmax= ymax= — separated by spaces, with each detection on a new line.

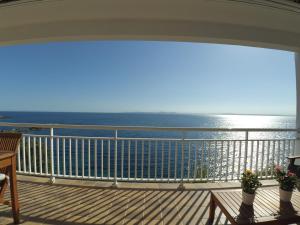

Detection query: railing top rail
xmin=0 ymin=122 xmax=297 ymax=132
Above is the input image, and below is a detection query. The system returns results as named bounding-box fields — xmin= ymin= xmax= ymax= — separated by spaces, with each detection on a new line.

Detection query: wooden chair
xmin=0 ymin=133 xmax=22 ymax=206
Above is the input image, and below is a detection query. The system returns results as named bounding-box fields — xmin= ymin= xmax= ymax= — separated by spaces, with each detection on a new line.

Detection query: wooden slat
xmin=211 ymin=188 xmax=300 ymax=225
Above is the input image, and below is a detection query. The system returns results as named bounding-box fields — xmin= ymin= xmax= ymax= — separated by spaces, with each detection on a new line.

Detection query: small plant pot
xmin=279 ymin=188 xmax=293 ymax=202
xmin=242 ymin=191 xmax=255 ymax=205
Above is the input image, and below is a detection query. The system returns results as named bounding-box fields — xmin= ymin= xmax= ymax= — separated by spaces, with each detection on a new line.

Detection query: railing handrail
xmin=0 ymin=122 xmax=297 ymax=132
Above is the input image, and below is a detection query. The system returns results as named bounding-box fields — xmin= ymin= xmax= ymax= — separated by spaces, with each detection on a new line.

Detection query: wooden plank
xmin=254 ymin=192 xmax=276 ymax=215
xmin=226 ymin=191 xmax=256 ymax=216
xmin=212 ymin=192 xmax=238 ymax=225
xmin=217 ymin=192 xmax=240 ymax=216
xmin=256 ymin=191 xmax=278 ymax=214
xmin=232 ymin=191 xmax=267 ymax=218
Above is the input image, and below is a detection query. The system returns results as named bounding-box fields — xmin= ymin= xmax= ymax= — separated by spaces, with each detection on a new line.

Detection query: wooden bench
xmin=209 ymin=187 xmax=300 ymax=225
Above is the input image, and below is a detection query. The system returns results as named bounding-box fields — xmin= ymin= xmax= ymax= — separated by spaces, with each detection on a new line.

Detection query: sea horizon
xmin=0 ymin=110 xmax=296 ymax=117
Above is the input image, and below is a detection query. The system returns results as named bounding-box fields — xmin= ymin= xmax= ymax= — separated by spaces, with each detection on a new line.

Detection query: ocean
xmin=0 ymin=111 xmax=296 ymax=136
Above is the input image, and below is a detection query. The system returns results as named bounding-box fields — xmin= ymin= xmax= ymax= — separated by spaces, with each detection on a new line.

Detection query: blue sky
xmin=0 ymin=41 xmax=296 ymax=115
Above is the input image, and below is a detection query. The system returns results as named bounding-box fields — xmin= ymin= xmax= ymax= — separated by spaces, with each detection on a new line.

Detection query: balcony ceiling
xmin=0 ymin=0 xmax=300 ymax=51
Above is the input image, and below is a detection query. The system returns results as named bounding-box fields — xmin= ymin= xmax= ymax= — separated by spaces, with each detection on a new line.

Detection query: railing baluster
xmin=168 ymin=141 xmax=171 ymax=181
xmin=155 ymin=140 xmax=158 ymax=180
xmin=22 ymin=136 xmax=27 ymax=173
xmin=28 ymin=136 xmax=31 ymax=173
xmin=128 ymin=140 xmax=131 ymax=180
xmin=148 ymin=141 xmax=151 ymax=180
xmin=213 ymin=141 xmax=217 ymax=181
xmin=39 ymin=137 xmax=42 ymax=174
xmin=174 ymin=142 xmax=178 ymax=180
xmin=243 ymin=131 xmax=249 ymax=173
xmin=271 ymin=140 xmax=275 ymax=178
xmin=114 ymin=130 xmax=118 ymax=185
xmin=231 ymin=140 xmax=236 ymax=180
xmin=255 ymin=141 xmax=260 ymax=173
xmin=201 ymin=141 xmax=204 ymax=181
xmin=225 ymin=141 xmax=229 ymax=181
xmin=17 ymin=145 xmax=21 ymax=172
xmin=108 ymin=140 xmax=110 ymax=179
xmin=88 ymin=139 xmax=91 ymax=178
xmin=237 ymin=141 xmax=242 ymax=180
xmin=219 ymin=141 xmax=223 ymax=181
xmin=69 ymin=138 xmax=72 ymax=177
xmin=81 ymin=139 xmax=85 ymax=178
xmin=56 ymin=137 xmax=60 ymax=176
xmin=277 ymin=140 xmax=280 ymax=166
xmin=250 ymin=141 xmax=254 ymax=170
xmin=142 ymin=140 xmax=144 ymax=180
xmin=101 ymin=140 xmax=103 ymax=178
xmin=287 ymin=140 xmax=291 ymax=158
xmin=62 ymin=138 xmax=66 ymax=176
xmin=22 ymin=137 xmax=26 ymax=172
xmin=45 ymin=137 xmax=48 ymax=175
xmin=207 ymin=141 xmax=211 ymax=181
xmin=194 ymin=143 xmax=200 ymax=181
xmin=260 ymin=141 xmax=265 ymax=179
xmin=33 ymin=137 xmax=37 ymax=174
xmin=75 ymin=138 xmax=78 ymax=177
xmin=282 ymin=140 xmax=286 ymax=168
xmin=121 ymin=140 xmax=124 ymax=179
xmin=94 ymin=139 xmax=97 ymax=178
xmin=161 ymin=141 xmax=164 ymax=180
xmin=135 ymin=140 xmax=137 ymax=180
xmin=188 ymin=142 xmax=191 ymax=181
xmin=50 ymin=128 xmax=54 ymax=183
xmin=266 ymin=140 xmax=270 ymax=178
xmin=180 ymin=137 xmax=184 ymax=187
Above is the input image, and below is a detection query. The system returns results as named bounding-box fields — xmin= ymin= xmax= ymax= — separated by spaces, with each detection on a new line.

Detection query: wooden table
xmin=209 ymin=187 xmax=300 ymax=225
xmin=0 ymin=152 xmax=19 ymax=224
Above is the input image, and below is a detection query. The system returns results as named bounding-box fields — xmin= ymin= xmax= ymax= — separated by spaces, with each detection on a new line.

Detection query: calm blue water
xmin=0 ymin=111 xmax=296 ymax=138
xmin=0 ymin=112 xmax=296 ymax=179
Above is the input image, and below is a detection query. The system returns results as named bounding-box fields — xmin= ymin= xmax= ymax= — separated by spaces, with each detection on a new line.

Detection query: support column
xmin=295 ymin=52 xmax=300 ymax=156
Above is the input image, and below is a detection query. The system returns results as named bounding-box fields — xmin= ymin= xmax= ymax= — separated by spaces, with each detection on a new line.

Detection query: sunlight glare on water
xmin=218 ymin=115 xmax=276 ymax=128
xmin=214 ymin=115 xmax=295 ymax=140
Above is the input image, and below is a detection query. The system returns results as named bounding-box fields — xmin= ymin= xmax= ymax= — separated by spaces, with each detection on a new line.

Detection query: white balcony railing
xmin=0 ymin=122 xmax=297 ymax=183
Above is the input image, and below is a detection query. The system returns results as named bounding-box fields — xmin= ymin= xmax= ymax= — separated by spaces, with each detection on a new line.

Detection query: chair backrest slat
xmin=0 ymin=133 xmax=22 ymax=153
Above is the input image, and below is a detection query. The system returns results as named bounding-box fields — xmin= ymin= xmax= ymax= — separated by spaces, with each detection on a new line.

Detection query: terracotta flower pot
xmin=242 ymin=191 xmax=255 ymax=205
xmin=279 ymin=188 xmax=293 ymax=202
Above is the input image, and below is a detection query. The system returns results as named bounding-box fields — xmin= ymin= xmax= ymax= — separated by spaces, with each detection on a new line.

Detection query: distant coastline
xmin=0 ymin=115 xmax=10 ymax=120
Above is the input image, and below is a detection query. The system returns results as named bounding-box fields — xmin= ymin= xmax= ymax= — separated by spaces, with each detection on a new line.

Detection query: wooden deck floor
xmin=0 ymin=181 xmax=236 ymax=225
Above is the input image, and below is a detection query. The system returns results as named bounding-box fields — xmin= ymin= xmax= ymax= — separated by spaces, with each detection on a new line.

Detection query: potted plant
xmin=241 ymin=169 xmax=262 ymax=205
xmin=274 ymin=166 xmax=297 ymax=202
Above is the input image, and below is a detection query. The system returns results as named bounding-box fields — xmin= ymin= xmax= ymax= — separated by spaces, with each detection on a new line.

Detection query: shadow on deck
xmin=0 ymin=178 xmax=246 ymax=225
